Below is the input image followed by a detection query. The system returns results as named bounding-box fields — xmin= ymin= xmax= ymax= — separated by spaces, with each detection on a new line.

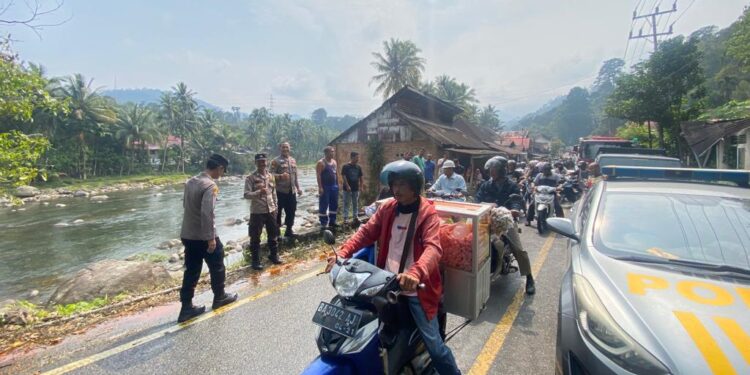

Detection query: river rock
xmin=55 ymin=203 xmax=66 ymax=208
xmin=28 ymin=289 xmax=39 ymax=298
xmin=74 ymin=190 xmax=89 ymax=198
xmin=169 ymin=254 xmax=179 ymax=263
xmin=54 ymin=222 xmax=70 ymax=227
xmin=90 ymin=195 xmax=109 ymax=201
xmin=43 ymin=202 xmax=50 ymax=206
xmin=15 ymin=185 xmax=40 ymax=198
xmin=73 ymin=219 xmax=85 ymax=224
xmin=57 ymin=188 xmax=73 ymax=195
xmin=307 ymin=207 xmax=319 ymax=214
xmin=48 ymin=259 xmax=172 ymax=305
xmin=224 ymin=218 xmax=243 ymax=226
xmin=2 ymin=307 xmax=34 ymax=326
xmin=169 ymin=239 xmax=182 ymax=248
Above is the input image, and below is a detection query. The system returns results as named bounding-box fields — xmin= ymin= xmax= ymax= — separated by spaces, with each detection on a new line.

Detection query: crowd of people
xmin=175 ymin=145 xmax=602 ymax=373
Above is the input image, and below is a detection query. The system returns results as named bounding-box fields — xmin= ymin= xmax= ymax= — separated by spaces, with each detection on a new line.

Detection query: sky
xmin=4 ymin=0 xmax=749 ymax=119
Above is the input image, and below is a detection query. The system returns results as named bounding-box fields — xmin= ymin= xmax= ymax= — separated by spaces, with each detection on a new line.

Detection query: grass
xmin=129 ymin=252 xmax=170 ymax=263
xmin=3 ymin=293 xmax=134 ymax=323
xmin=38 ymin=173 xmax=190 ymax=191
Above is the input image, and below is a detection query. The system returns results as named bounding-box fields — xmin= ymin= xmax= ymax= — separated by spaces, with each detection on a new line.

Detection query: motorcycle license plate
xmin=312 ymin=301 xmax=362 ymax=338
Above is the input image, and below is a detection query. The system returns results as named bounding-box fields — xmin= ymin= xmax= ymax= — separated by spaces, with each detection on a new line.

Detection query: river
xmin=0 ymin=168 xmax=320 ymax=303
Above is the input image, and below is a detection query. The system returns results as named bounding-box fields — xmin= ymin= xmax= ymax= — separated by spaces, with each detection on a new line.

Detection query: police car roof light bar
xmin=602 ymin=166 xmax=750 ymax=188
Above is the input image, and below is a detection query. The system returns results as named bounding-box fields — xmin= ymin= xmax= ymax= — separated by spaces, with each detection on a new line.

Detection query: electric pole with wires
xmin=629 ymin=1 xmax=678 ymax=51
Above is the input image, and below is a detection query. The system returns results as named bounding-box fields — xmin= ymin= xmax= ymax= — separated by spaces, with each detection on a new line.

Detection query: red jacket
xmin=339 ymin=198 xmax=443 ymax=320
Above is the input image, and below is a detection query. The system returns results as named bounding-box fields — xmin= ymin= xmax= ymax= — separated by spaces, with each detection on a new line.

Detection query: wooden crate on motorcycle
xmin=432 ymin=200 xmax=493 ymax=320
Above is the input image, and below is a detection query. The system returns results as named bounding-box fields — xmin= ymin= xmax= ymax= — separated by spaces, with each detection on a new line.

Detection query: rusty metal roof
xmin=394 ymin=110 xmax=489 ymax=149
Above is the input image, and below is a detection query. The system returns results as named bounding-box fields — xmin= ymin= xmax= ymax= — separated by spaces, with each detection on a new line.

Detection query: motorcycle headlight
xmin=334 ymin=268 xmax=371 ymax=298
xmin=359 ymin=284 xmax=384 ymax=297
xmin=572 ymin=274 xmax=670 ymax=375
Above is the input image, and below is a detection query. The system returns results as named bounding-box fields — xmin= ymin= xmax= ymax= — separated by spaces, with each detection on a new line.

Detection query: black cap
xmin=254 ymin=153 xmax=268 ymax=161
xmin=208 ymin=153 xmax=229 ymax=167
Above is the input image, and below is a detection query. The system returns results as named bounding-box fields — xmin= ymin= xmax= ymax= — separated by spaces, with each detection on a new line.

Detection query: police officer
xmin=244 ymin=153 xmax=282 ymax=270
xmin=178 ymin=154 xmax=238 ymax=323
xmin=476 ymin=156 xmax=536 ymax=295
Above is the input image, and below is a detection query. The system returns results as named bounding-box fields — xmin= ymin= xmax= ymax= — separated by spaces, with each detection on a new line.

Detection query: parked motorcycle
xmin=302 ymin=231 xmax=434 ymax=375
xmin=534 ymin=185 xmax=557 ymax=235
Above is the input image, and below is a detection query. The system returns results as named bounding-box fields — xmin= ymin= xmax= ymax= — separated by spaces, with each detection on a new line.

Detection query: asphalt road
xmin=3 ymin=223 xmax=569 ymax=375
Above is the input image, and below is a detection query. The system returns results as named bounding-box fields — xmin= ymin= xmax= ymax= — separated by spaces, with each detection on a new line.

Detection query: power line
xmin=629 ymin=0 xmax=677 ymax=51
xmin=671 ymin=0 xmax=696 ymax=26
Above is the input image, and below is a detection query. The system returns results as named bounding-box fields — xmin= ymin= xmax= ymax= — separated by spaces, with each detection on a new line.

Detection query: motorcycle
xmin=302 ymin=231 xmax=435 ymax=375
xmin=534 ymin=185 xmax=557 ymax=235
xmin=426 ymin=188 xmax=466 ymax=202
xmin=490 ymin=194 xmax=524 ymax=279
xmin=560 ymin=173 xmax=581 ymax=204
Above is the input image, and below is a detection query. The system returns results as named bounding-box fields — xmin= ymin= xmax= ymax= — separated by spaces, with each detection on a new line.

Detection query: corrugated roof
xmin=681 ymin=118 xmax=750 ymax=158
xmin=394 ymin=110 xmax=489 ymax=149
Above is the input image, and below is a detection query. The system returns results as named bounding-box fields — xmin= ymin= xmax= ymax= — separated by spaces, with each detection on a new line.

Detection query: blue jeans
xmin=318 ymin=184 xmax=339 ymax=227
xmin=342 ymin=190 xmax=359 ymax=222
xmin=406 ymin=297 xmax=461 ymax=375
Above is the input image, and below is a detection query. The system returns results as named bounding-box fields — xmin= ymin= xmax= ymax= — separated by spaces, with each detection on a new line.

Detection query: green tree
xmin=478 ymin=104 xmax=502 ymax=131
xmin=552 ymin=87 xmax=594 ymax=145
xmin=53 ymin=74 xmax=117 ymax=179
xmin=0 ymin=50 xmax=66 ymax=123
xmin=311 ymin=108 xmax=327 ymax=125
xmin=431 ymin=75 xmax=478 ymax=116
xmin=115 ymin=103 xmax=156 ymax=175
xmin=0 ymin=131 xmax=50 ymax=188
xmin=172 ymin=82 xmax=198 ymax=172
xmin=606 ymin=36 xmax=705 ymax=155
xmin=727 ymin=6 xmax=750 ymax=72
xmin=371 ymin=38 xmax=426 ymax=99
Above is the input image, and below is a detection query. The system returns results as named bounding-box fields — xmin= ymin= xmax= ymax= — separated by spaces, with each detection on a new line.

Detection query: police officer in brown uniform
xmin=244 ymin=153 xmax=282 ymax=270
xmin=178 ymin=154 xmax=238 ymax=323
xmin=270 ymin=142 xmax=302 ymax=238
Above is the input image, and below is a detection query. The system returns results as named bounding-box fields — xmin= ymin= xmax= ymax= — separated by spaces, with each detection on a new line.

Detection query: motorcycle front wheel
xmin=537 ymin=209 xmax=547 ymax=235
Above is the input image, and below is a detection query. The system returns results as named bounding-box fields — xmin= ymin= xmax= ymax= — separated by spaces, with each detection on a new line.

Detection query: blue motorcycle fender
xmin=301 ymin=356 xmax=354 ymax=375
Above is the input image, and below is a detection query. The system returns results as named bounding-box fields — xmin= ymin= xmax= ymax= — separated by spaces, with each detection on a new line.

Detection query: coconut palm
xmin=116 ymin=103 xmax=156 ymax=174
xmin=371 ymin=38 xmax=426 ymax=99
xmin=432 ymin=75 xmax=478 ymax=113
xmin=172 ymin=82 xmax=198 ymax=172
xmin=478 ymin=104 xmax=503 ymax=131
xmin=53 ymin=74 xmax=117 ymax=179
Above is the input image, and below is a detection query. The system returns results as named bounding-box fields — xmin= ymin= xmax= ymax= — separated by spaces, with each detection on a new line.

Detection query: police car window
xmin=594 ymin=192 xmax=750 ymax=270
xmin=577 ymin=182 xmax=600 ymax=230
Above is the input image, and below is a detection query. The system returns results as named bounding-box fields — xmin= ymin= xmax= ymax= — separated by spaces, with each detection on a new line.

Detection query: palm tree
xmin=433 ymin=75 xmax=478 ymax=110
xmin=116 ymin=103 xmax=156 ymax=175
xmin=478 ymin=104 xmax=502 ymax=131
xmin=53 ymin=74 xmax=117 ymax=179
xmin=371 ymin=38 xmax=426 ymax=99
xmin=172 ymin=82 xmax=197 ymax=172
xmin=158 ymin=92 xmax=178 ymax=172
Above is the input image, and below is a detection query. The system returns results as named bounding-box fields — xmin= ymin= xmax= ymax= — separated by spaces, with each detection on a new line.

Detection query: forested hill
xmin=512 ymin=6 xmax=750 ymax=148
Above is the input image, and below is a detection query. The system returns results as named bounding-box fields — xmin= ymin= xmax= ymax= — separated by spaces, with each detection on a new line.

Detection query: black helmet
xmin=484 ymin=156 xmax=508 ymax=173
xmin=380 ymin=160 xmax=424 ymax=193
xmin=541 ymin=162 xmax=553 ymax=173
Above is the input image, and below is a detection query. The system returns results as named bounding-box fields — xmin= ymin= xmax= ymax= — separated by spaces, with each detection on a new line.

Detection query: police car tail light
xmin=572 ymin=274 xmax=670 ymax=374
xmin=334 ymin=268 xmax=370 ymax=297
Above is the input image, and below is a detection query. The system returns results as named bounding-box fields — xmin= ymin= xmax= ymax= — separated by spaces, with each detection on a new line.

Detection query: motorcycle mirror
xmin=386 ymin=291 xmax=399 ymax=304
xmin=323 ymin=230 xmax=336 ymax=245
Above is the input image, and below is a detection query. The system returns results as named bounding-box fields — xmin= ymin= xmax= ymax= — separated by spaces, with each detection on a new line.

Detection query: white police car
xmin=550 ymin=166 xmax=749 ymax=375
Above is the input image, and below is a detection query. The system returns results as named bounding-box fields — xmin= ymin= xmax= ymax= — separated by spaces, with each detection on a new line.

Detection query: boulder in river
xmin=73 ymin=190 xmax=89 ymax=198
xmin=48 ymin=259 xmax=172 ymax=305
xmin=55 ymin=203 xmax=67 ymax=208
xmin=15 ymin=185 xmax=40 ymax=198
xmin=90 ymin=195 xmax=109 ymax=201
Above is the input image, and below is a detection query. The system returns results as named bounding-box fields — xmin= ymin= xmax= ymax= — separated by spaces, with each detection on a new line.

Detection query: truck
xmin=574 ymin=136 xmax=634 ymax=162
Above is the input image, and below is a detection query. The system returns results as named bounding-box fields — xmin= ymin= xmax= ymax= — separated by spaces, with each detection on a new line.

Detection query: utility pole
xmin=628 ymin=1 xmax=678 ymax=148
xmin=629 ymin=1 xmax=677 ymax=51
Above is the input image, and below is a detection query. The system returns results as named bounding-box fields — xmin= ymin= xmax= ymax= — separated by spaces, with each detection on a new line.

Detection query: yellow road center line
xmin=468 ymin=234 xmax=557 ymax=375
xmin=41 ymin=268 xmax=322 ymax=375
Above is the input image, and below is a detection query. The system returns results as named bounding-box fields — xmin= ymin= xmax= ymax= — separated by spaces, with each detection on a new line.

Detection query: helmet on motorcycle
xmin=554 ymin=161 xmax=563 ymax=168
xmin=379 ymin=160 xmax=424 ymax=193
xmin=485 ymin=156 xmax=508 ymax=178
xmin=519 ymin=162 xmax=527 ymax=169
xmin=541 ymin=163 xmax=553 ymax=174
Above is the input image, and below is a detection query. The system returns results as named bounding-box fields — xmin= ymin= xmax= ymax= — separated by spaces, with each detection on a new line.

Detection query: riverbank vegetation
xmin=0 ymin=39 xmax=341 ymax=195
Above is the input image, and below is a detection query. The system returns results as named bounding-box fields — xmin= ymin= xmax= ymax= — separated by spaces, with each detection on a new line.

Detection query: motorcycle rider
xmin=527 ymin=163 xmax=564 ymax=226
xmin=476 ymin=156 xmax=536 ymax=295
xmin=326 ymin=160 xmax=461 ymax=375
xmin=429 ymin=160 xmax=467 ymax=199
